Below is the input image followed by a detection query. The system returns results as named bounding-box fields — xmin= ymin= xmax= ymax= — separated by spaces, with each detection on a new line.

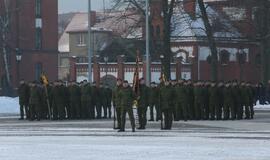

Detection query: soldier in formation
xmin=18 ymin=78 xmax=258 ymax=131
xmin=17 ymin=80 xmax=113 ymax=121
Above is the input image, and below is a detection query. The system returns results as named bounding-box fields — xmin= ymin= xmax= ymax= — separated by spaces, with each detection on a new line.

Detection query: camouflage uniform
xmin=81 ymin=83 xmax=92 ymax=119
xmin=159 ymin=84 xmax=173 ymax=130
xmin=18 ymin=82 xmax=30 ymax=119
xmin=69 ymin=83 xmax=81 ymax=119
xmin=149 ymin=84 xmax=161 ymax=121
xmin=119 ymin=85 xmax=135 ymax=132
xmin=137 ymin=84 xmax=149 ymax=129
xmin=112 ymin=85 xmax=122 ymax=129
xmin=29 ymin=83 xmax=42 ymax=121
xmin=209 ymin=84 xmax=219 ymax=120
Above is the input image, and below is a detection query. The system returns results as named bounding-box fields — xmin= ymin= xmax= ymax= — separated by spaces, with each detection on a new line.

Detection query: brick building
xmin=63 ymin=0 xmax=262 ymax=85
xmin=0 ymin=0 xmax=58 ymax=91
xmin=152 ymin=0 xmax=261 ymax=82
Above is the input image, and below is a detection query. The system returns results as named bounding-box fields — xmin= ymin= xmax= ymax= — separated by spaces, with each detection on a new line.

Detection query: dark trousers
xmin=30 ymin=103 xmax=41 ymax=120
xmin=116 ymin=107 xmax=121 ymax=128
xmin=70 ymin=101 xmax=81 ymax=119
xmin=162 ymin=108 xmax=173 ymax=129
xmin=20 ymin=104 xmax=29 ymax=119
xmin=138 ymin=106 xmax=147 ymax=128
xmin=149 ymin=105 xmax=155 ymax=121
xmin=103 ymin=103 xmax=112 ymax=118
xmin=121 ymin=107 xmax=135 ymax=131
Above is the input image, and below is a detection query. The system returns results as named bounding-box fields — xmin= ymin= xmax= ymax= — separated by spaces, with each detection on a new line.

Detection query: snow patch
xmin=0 ymin=97 xmax=19 ymax=114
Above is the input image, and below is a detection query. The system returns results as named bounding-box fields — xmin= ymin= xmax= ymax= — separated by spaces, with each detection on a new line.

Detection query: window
xmin=156 ymin=25 xmax=161 ymax=39
xmin=35 ymin=63 xmax=43 ymax=80
xmin=35 ymin=18 xmax=42 ymax=28
xmin=77 ymin=34 xmax=86 ymax=46
xmin=35 ymin=0 xmax=41 ymax=18
xmin=35 ymin=28 xmax=42 ymax=50
xmin=219 ymin=50 xmax=230 ymax=65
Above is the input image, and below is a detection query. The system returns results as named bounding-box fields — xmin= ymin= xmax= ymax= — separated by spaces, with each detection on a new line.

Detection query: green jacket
xmin=149 ymin=87 xmax=160 ymax=105
xmin=138 ymin=84 xmax=149 ymax=106
xmin=119 ymin=86 xmax=135 ymax=108
xmin=29 ymin=86 xmax=41 ymax=105
xmin=112 ymin=86 xmax=122 ymax=108
xmin=18 ymin=83 xmax=30 ymax=105
xmin=159 ymin=85 xmax=173 ymax=110
xmin=209 ymin=86 xmax=219 ymax=105
xmin=81 ymin=84 xmax=92 ymax=103
xmin=69 ymin=85 xmax=81 ymax=103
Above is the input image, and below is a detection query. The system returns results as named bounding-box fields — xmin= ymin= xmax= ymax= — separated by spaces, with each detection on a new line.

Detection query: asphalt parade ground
xmin=0 ymin=110 xmax=269 ymax=160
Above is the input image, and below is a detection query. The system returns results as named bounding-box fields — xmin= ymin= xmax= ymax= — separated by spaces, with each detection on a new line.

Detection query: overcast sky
xmin=58 ymin=0 xmax=113 ymax=13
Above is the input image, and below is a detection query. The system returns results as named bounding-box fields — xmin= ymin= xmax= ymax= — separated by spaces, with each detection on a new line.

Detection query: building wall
xmin=0 ymin=0 xmax=58 ymax=89
xmin=69 ymin=30 xmax=112 ymax=58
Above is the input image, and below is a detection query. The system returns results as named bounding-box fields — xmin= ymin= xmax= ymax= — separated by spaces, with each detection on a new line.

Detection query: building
xmin=60 ymin=0 xmax=261 ymax=85
xmin=148 ymin=0 xmax=260 ymax=82
xmin=0 ymin=0 xmax=58 ymax=93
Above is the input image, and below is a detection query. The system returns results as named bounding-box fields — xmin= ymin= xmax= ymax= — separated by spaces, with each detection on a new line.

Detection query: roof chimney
xmin=183 ymin=0 xmax=196 ymax=18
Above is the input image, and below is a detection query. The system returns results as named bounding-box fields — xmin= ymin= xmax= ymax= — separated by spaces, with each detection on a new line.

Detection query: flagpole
xmin=88 ymin=0 xmax=92 ymax=83
xmin=145 ymin=0 xmax=150 ymax=86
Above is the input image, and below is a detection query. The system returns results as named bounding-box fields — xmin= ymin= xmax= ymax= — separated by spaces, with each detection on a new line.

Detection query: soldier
xmin=171 ymin=80 xmax=178 ymax=121
xmin=148 ymin=82 xmax=160 ymax=121
xmin=64 ymin=82 xmax=71 ymax=119
xmin=202 ymin=81 xmax=210 ymax=120
xmin=240 ymin=82 xmax=250 ymax=119
xmin=223 ymin=82 xmax=233 ymax=120
xmin=118 ymin=80 xmax=135 ymax=132
xmin=209 ymin=82 xmax=219 ymax=120
xmin=160 ymin=81 xmax=173 ymax=130
xmin=247 ymin=82 xmax=255 ymax=119
xmin=180 ymin=80 xmax=189 ymax=121
xmin=187 ymin=80 xmax=195 ymax=120
xmin=29 ymin=81 xmax=42 ymax=121
xmin=175 ymin=79 xmax=185 ymax=121
xmin=231 ymin=81 xmax=240 ymax=120
xmin=137 ymin=78 xmax=149 ymax=129
xmin=112 ymin=79 xmax=123 ymax=129
xmin=18 ymin=79 xmax=30 ymax=120
xmin=92 ymin=82 xmax=101 ymax=119
xmin=103 ymin=84 xmax=112 ymax=119
xmin=40 ymin=84 xmax=49 ymax=120
xmin=69 ymin=81 xmax=81 ymax=119
xmin=193 ymin=81 xmax=203 ymax=120
xmin=51 ymin=81 xmax=66 ymax=120
xmin=81 ymin=81 xmax=92 ymax=119
xmin=216 ymin=82 xmax=224 ymax=120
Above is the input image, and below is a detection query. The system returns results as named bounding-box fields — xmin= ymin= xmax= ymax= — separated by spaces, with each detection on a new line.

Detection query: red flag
xmin=133 ymin=51 xmax=140 ymax=96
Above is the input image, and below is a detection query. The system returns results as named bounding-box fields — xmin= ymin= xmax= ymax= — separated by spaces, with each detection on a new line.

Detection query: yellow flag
xmin=41 ymin=74 xmax=49 ymax=86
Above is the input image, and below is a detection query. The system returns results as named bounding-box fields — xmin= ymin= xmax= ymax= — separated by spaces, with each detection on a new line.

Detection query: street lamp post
xmin=15 ymin=48 xmax=22 ymax=85
xmin=145 ymin=0 xmax=150 ymax=86
xmin=104 ymin=56 xmax=109 ymax=85
xmin=160 ymin=54 xmax=164 ymax=77
xmin=88 ymin=0 xmax=92 ymax=83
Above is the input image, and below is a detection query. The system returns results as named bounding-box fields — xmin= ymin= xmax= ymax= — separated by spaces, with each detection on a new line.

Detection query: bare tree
xmin=254 ymin=0 xmax=270 ymax=84
xmin=111 ymin=0 xmax=176 ymax=79
xmin=0 ymin=0 xmax=12 ymax=94
xmin=197 ymin=0 xmax=218 ymax=81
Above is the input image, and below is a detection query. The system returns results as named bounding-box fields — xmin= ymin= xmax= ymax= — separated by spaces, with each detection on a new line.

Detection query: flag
xmin=160 ymin=66 xmax=167 ymax=83
xmin=40 ymin=73 xmax=49 ymax=86
xmin=133 ymin=51 xmax=140 ymax=96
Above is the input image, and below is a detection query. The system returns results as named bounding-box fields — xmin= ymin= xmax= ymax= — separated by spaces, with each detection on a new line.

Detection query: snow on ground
xmin=0 ymin=135 xmax=269 ymax=160
xmin=0 ymin=96 xmax=270 ymax=115
xmin=0 ymin=97 xmax=19 ymax=114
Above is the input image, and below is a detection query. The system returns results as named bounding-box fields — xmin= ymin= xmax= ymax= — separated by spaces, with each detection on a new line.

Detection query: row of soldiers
xmin=18 ymin=80 xmax=112 ymax=121
xmin=18 ymin=78 xmax=256 ymax=132
xmin=113 ymin=78 xmax=256 ymax=132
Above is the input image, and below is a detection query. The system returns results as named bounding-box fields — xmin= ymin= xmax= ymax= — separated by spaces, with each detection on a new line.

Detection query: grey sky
xmin=58 ymin=0 xmax=113 ymax=13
